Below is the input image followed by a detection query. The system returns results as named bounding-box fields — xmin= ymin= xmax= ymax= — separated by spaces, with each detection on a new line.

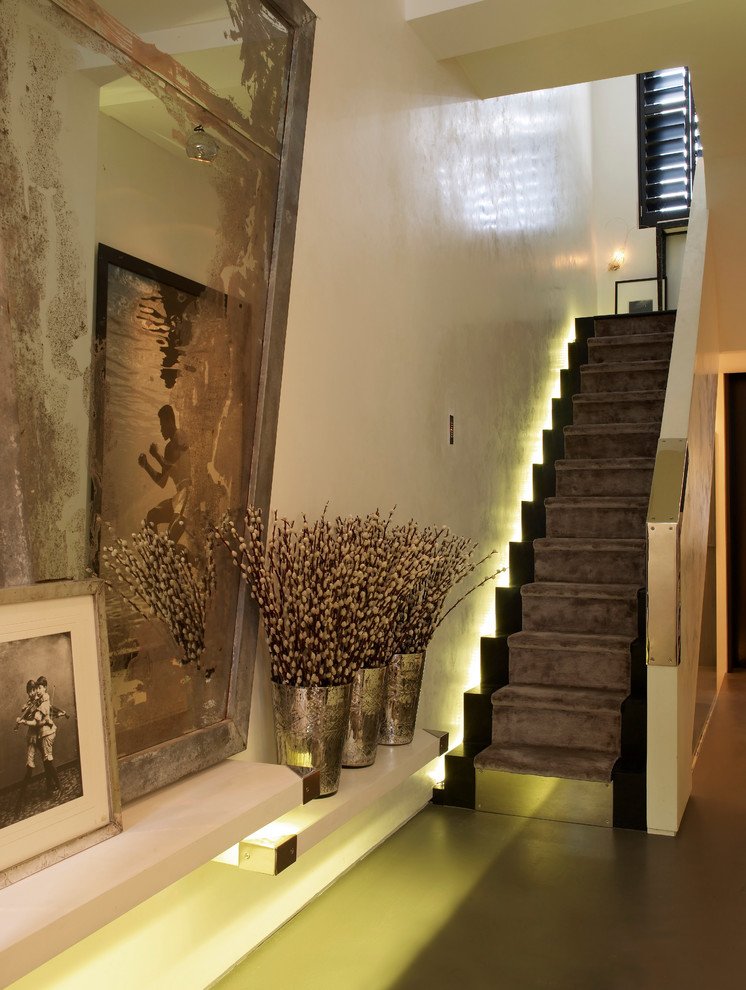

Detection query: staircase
xmin=434 ymin=311 xmax=675 ymax=830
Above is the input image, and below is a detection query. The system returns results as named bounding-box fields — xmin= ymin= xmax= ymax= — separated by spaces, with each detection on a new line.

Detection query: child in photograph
xmin=14 ymin=679 xmax=41 ymax=817
xmin=33 ymin=675 xmax=61 ymax=795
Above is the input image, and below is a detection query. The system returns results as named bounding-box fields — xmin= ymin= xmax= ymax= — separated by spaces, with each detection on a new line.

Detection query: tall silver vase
xmin=378 ymin=651 xmax=425 ymax=746
xmin=271 ymin=681 xmax=352 ymax=796
xmin=342 ymin=664 xmax=388 ymax=768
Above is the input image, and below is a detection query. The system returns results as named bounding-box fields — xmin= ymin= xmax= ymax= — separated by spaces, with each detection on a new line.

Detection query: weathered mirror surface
xmin=0 ymin=0 xmax=314 ymax=798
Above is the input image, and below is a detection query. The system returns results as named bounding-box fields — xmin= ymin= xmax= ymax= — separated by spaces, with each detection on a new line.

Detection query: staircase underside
xmin=470 ymin=312 xmax=675 ymax=829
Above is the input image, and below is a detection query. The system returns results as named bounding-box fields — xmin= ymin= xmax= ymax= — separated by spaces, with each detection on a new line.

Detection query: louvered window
xmin=638 ymin=67 xmax=702 ymax=227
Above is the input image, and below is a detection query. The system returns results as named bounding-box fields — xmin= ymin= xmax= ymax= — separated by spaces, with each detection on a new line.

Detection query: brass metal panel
xmin=647 ymin=520 xmax=681 ymax=666
xmin=475 ymin=769 xmax=613 ymax=828
xmin=239 ymin=833 xmax=297 ymax=875
xmin=287 ymin=765 xmax=321 ymax=803
xmin=647 ymin=438 xmax=688 ymax=523
xmin=424 ymin=729 xmax=450 ymax=756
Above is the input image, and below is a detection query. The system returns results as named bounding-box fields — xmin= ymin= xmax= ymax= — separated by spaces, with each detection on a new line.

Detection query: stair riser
xmin=555 ymin=464 xmax=654 ymax=496
xmin=564 ymin=433 xmax=659 ymax=459
xmin=581 ymin=366 xmax=669 ymax=393
xmin=572 ymin=395 xmax=665 ymax=426
xmin=492 ymin=707 xmax=620 ymax=752
xmin=588 ymin=339 xmax=673 ymax=365
xmin=545 ymin=504 xmax=648 ymax=539
xmin=509 ymin=647 xmax=630 ymax=691
xmin=533 ymin=547 xmax=646 ymax=585
xmin=522 ymin=595 xmax=638 ymax=636
xmin=593 ymin=315 xmax=675 ymax=337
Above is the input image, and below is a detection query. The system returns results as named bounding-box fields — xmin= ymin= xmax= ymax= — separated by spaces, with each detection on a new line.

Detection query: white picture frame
xmin=0 ymin=580 xmax=121 ymax=887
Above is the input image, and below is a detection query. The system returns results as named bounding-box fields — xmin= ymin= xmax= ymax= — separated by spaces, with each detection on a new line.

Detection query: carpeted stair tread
xmin=580 ymin=360 xmax=670 ymax=394
xmin=587 ymin=332 xmax=673 ymax=365
xmin=563 ymin=423 xmax=661 ymax=459
xmin=555 ymin=458 xmax=655 ymax=496
xmin=507 ymin=630 xmax=632 ymax=690
xmin=533 ymin=537 xmax=645 ymax=553
xmin=507 ymin=628 xmax=634 ymax=653
xmin=572 ymin=389 xmax=666 ymax=425
xmin=520 ymin=581 xmax=639 ymax=636
xmin=532 ymin=537 xmax=646 ymax=584
xmin=556 ymin=456 xmax=656 ymax=469
xmin=492 ymin=683 xmax=627 ymax=713
xmin=474 ymin=742 xmax=617 ymax=782
xmin=544 ymin=496 xmax=649 ymax=539
xmin=545 ymin=495 xmax=649 ymax=512
xmin=521 ymin=581 xmax=640 ymax=600
xmin=592 ymin=313 xmax=676 ymax=338
xmin=564 ymin=423 xmax=661 ymax=441
xmin=581 ymin=359 xmax=671 ymax=374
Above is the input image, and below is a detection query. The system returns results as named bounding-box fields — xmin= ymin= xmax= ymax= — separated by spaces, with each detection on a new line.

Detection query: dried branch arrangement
xmin=333 ymin=511 xmax=438 ymax=670
xmin=217 ymin=507 xmax=362 ymax=686
xmin=218 ymin=506 xmax=503 ymax=687
xmin=101 ymin=526 xmax=216 ymax=673
xmin=392 ymin=532 xmax=503 ymax=654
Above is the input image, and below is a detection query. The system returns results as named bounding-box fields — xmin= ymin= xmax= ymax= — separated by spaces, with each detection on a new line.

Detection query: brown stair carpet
xmin=475 ymin=312 xmax=674 ymax=783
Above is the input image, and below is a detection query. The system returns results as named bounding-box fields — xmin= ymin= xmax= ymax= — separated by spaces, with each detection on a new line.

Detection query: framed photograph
xmin=0 ymin=580 xmax=121 ymax=887
xmin=90 ymin=246 xmax=260 ymax=801
xmin=615 ymin=276 xmax=667 ymax=314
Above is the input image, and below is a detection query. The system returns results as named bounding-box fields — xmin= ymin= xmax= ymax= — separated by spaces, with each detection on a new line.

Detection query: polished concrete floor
xmin=216 ymin=671 xmax=746 ymax=990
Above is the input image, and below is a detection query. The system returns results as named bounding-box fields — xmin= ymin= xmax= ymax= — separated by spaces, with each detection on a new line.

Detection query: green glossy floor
xmin=215 ymin=672 xmax=746 ymax=990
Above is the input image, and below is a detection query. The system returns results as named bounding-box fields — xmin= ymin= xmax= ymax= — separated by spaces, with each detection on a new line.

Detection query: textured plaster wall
xmin=246 ymin=0 xmax=598 ymax=761
xmin=0 ymin=1 xmax=98 ymax=581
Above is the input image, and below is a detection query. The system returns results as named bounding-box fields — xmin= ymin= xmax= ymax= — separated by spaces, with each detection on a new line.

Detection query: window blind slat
xmin=638 ymin=66 xmax=700 ymax=227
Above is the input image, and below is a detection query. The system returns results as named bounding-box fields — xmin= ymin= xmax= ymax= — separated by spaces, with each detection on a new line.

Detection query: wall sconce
xmin=186 ymin=124 xmax=218 ymax=163
xmin=608 ymin=249 xmax=626 ymax=271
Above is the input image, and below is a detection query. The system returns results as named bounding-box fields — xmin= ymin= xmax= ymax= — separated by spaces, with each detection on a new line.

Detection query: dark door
xmin=725 ymin=373 xmax=746 ymax=669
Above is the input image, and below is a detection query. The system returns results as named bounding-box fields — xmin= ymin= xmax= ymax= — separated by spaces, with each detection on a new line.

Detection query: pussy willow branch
xmin=101 ymin=526 xmax=216 ymax=671
xmin=217 ymin=507 xmax=502 ymax=685
xmin=393 ymin=537 xmax=504 ymax=654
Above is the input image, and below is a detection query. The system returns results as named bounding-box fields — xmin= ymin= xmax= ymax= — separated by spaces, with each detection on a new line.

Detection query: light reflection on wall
xmin=496 ymin=318 xmax=578 ymax=586
xmin=436 ymin=92 xmax=570 ymax=236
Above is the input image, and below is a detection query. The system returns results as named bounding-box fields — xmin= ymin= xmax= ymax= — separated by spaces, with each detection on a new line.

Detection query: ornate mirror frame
xmin=0 ymin=0 xmax=315 ymax=800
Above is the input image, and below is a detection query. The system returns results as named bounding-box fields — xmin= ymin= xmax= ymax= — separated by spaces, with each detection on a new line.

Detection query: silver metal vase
xmin=378 ymin=651 xmax=425 ymax=746
xmin=271 ymin=681 xmax=352 ymax=796
xmin=342 ymin=664 xmax=388 ymax=768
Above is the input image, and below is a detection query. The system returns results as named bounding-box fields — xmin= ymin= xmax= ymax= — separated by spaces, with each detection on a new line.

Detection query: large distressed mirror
xmin=0 ymin=0 xmax=315 ymax=799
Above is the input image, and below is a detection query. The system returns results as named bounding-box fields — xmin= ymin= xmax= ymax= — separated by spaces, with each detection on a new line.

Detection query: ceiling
xmin=98 ymin=0 xmax=230 ymax=35
xmin=78 ymin=1 xmax=288 ymax=159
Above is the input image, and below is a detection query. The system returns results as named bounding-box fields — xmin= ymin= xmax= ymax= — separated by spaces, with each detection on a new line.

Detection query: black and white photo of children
xmin=0 ymin=633 xmax=83 ymax=829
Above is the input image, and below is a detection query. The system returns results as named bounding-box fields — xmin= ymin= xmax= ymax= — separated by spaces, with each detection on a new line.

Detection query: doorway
xmin=725 ymin=373 xmax=746 ymax=669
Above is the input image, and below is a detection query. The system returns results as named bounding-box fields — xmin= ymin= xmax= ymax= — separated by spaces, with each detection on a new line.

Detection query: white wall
xmin=590 ymin=75 xmax=658 ymax=317
xmin=246 ymin=0 xmax=598 ymax=763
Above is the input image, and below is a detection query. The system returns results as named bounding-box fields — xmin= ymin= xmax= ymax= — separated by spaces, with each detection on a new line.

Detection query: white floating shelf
xmin=1 ymin=730 xmax=447 ymax=985
xmin=0 ymin=760 xmax=306 ymax=988
xmin=233 ymin=729 xmax=447 ymax=873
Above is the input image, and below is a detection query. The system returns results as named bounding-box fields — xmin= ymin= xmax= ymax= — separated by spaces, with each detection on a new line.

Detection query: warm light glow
xmin=553 ymin=251 xmax=591 ymax=270
xmin=213 ymin=818 xmax=303 ymax=867
xmin=426 ymin=756 xmax=446 ymax=784
xmin=245 ymin=819 xmax=301 ymax=844
xmin=501 ymin=320 xmax=575 ymax=575
xmin=212 ymin=843 xmax=239 ymax=866
xmin=608 ymin=248 xmax=626 ymax=271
